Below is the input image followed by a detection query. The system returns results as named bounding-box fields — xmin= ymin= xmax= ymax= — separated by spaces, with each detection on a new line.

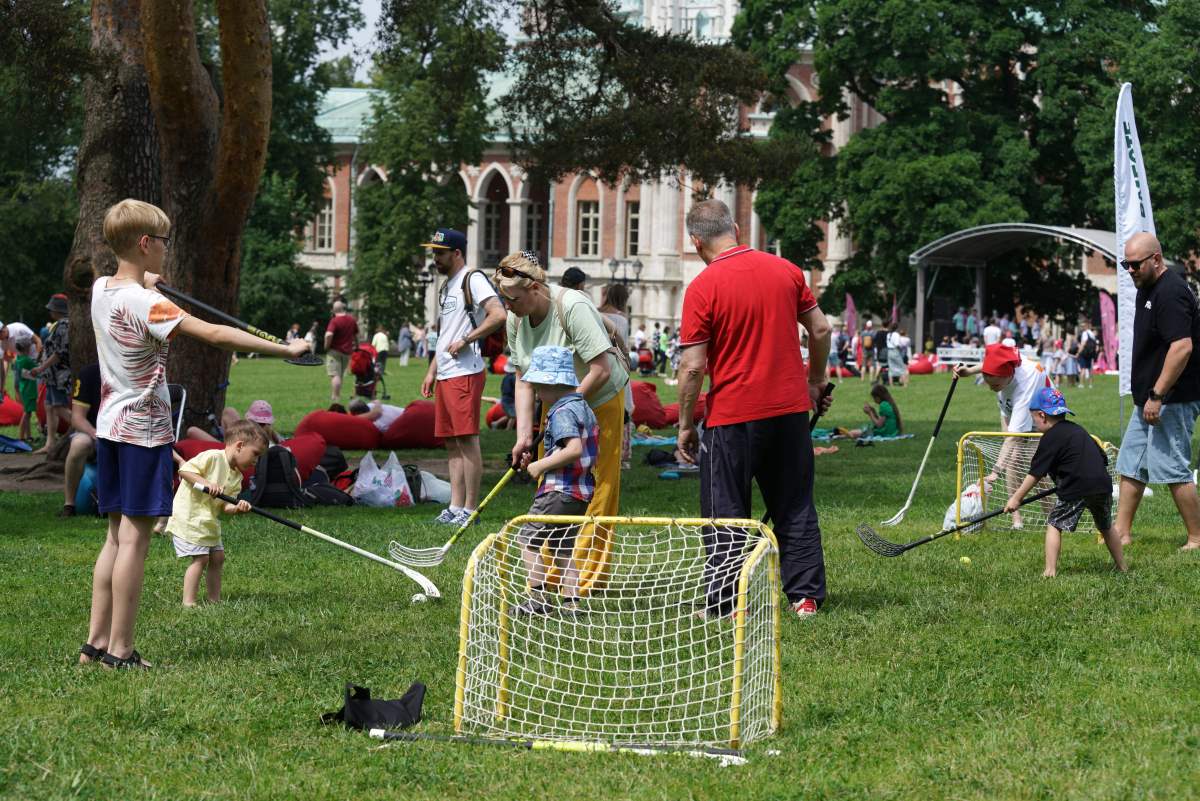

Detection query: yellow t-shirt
xmin=165 ymin=449 xmax=243 ymax=547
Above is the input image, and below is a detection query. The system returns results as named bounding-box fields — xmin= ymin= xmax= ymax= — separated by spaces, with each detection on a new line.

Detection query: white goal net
xmin=454 ymin=516 xmax=781 ymax=749
xmin=956 ymin=431 xmax=1120 ymax=533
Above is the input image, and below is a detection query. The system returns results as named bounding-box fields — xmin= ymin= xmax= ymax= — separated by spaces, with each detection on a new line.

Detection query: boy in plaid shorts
xmin=514 ymin=345 xmax=599 ymax=615
xmin=1004 ymin=387 xmax=1127 ymax=577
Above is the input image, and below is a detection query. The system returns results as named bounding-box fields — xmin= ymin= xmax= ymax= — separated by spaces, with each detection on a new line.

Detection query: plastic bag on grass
xmin=944 ymin=482 xmax=984 ymax=533
xmin=352 ymin=451 xmax=414 ymax=508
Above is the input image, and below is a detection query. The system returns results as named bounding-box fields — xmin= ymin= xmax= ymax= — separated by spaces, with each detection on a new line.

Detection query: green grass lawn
xmin=3 ymin=360 xmax=1199 ymax=800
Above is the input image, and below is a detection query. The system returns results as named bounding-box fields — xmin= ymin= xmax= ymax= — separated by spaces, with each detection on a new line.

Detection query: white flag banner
xmin=1114 ymin=82 xmax=1155 ymax=396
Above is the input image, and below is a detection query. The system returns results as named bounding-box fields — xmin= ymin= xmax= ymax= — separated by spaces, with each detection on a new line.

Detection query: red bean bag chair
xmin=490 ymin=354 xmax=508 ymax=374
xmin=835 ymin=366 xmax=857 ymax=378
xmin=662 ymin=392 xmax=706 ymax=427
xmin=486 ymin=402 xmax=507 ymax=426
xmin=295 ymin=410 xmax=382 ymax=450
xmin=631 ymin=381 xmax=669 ymax=429
xmin=381 ymin=399 xmax=443 ymax=449
xmin=36 ymin=384 xmax=71 ymax=434
xmin=0 ymin=392 xmax=22 ymax=426
xmin=279 ymin=433 xmax=326 ymax=481
xmin=173 ymin=438 xmax=254 ymax=491
xmin=908 ymin=354 xmax=935 ymax=375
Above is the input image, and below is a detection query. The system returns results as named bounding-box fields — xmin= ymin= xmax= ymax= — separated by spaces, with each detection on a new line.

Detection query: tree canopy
xmin=734 ymin=0 xmax=1193 ymax=321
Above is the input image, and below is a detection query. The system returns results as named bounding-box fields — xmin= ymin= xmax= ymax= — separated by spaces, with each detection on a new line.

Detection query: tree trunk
xmin=141 ymin=0 xmax=272 ymax=428
xmin=64 ymin=0 xmax=161 ymax=373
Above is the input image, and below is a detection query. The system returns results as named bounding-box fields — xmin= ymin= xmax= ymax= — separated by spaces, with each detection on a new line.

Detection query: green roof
xmin=315 ymin=88 xmax=381 ymax=144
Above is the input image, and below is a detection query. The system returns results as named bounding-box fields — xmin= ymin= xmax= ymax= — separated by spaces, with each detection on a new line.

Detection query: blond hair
xmin=103 ymin=199 xmax=170 ymax=258
xmin=224 ymin=419 xmax=270 ymax=449
xmin=494 ymin=251 xmax=547 ymax=294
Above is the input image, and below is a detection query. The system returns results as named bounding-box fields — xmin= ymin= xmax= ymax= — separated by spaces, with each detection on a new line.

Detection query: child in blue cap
xmin=514 ymin=345 xmax=600 ymax=615
xmin=1004 ymin=387 xmax=1127 ymax=577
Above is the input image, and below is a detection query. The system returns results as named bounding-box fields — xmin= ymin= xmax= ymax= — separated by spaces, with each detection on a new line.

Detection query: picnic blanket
xmin=811 ymin=427 xmax=914 ymax=444
xmin=632 ymin=435 xmax=676 ymax=447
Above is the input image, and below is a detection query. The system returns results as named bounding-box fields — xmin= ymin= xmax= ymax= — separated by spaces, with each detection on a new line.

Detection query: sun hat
xmin=1029 ymin=386 xmax=1074 ymax=417
xmin=421 ymin=228 xmax=467 ymax=253
xmin=245 ymin=399 xmax=275 ymax=425
xmin=521 ymin=345 xmax=579 ymax=387
xmin=46 ymin=294 xmax=68 ymax=315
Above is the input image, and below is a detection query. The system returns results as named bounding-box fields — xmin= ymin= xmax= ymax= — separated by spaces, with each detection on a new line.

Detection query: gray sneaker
xmin=433 ymin=508 xmax=457 ymax=525
xmin=451 ymin=509 xmax=477 ymax=528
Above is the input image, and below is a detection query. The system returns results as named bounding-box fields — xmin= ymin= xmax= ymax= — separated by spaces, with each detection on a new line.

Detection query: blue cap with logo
xmin=1029 ymin=386 xmax=1074 ymax=417
xmin=521 ymin=345 xmax=579 ymax=387
xmin=421 ymin=228 xmax=467 ymax=253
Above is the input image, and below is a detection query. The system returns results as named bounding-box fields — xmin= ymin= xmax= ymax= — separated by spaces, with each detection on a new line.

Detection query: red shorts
xmin=434 ymin=372 xmax=486 ymax=438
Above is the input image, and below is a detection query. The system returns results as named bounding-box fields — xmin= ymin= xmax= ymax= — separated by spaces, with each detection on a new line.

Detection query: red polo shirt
xmin=679 ymin=245 xmax=818 ymax=426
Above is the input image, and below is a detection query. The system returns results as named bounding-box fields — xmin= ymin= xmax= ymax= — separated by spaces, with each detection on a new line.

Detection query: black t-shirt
xmin=72 ymin=362 xmax=102 ymax=429
xmin=875 ymin=329 xmax=890 ymax=357
xmin=1028 ymin=419 xmax=1110 ymax=502
xmin=1131 ymin=268 xmax=1200 ymax=406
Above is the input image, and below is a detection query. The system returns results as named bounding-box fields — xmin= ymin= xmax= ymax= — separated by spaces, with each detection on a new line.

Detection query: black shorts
xmin=1047 ymin=493 xmax=1113 ymax=532
xmin=518 ymin=491 xmax=588 ymax=550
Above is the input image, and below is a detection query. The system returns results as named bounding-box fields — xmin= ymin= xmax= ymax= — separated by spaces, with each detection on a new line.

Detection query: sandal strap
xmin=80 ymin=643 xmax=107 ymax=660
xmin=99 ymin=649 xmax=149 ymax=669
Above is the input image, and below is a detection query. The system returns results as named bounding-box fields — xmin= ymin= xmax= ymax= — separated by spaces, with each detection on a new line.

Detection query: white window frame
xmin=576 ymin=200 xmax=600 ymax=257
xmin=314 ymin=196 xmax=334 ymax=251
xmin=625 ymin=201 xmax=641 ymax=257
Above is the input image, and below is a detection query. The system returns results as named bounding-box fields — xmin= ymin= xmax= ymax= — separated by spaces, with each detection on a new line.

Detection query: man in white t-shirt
xmin=419 ymin=228 xmax=507 ymax=527
xmin=633 ymin=324 xmax=646 ymax=349
xmin=954 ymin=343 xmax=1057 ymax=528
xmin=982 ymin=318 xmax=1003 ymax=346
xmin=349 ymin=399 xmax=406 ymax=432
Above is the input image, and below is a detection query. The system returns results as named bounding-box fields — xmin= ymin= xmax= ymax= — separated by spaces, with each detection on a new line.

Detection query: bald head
xmin=686 ymin=198 xmax=740 ymax=263
xmin=1124 ymin=232 xmax=1160 ymax=261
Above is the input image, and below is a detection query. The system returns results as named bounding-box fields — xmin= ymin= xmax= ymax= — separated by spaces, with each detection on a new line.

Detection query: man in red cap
xmin=954 ymin=343 xmax=1057 ymax=527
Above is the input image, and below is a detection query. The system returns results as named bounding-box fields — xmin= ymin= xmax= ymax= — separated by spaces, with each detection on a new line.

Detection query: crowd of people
xmin=5 ymin=195 xmax=1198 ymax=672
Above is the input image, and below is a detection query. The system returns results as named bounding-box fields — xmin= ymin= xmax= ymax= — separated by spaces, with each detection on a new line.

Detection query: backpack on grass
xmin=246 ymin=445 xmax=310 ymax=509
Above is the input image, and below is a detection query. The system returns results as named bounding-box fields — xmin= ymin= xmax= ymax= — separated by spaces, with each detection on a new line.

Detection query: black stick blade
xmin=856 ymin=523 xmax=908 ymax=557
xmin=285 ymin=353 xmax=323 ymax=367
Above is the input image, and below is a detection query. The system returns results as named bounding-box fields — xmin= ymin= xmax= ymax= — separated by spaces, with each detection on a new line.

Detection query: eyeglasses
xmin=493 ymin=265 xmax=538 ymax=282
xmin=146 ymin=234 xmax=171 ymax=250
xmin=1120 ymin=252 xmax=1158 ymax=272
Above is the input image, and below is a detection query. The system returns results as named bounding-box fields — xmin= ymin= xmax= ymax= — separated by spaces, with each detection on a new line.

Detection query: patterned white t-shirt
xmin=435 ymin=269 xmax=497 ymax=381
xmin=91 ymin=277 xmax=187 ymax=446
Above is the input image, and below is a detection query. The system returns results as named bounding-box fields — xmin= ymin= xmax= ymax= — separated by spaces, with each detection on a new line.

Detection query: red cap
xmin=981 ymin=343 xmax=1021 ymax=377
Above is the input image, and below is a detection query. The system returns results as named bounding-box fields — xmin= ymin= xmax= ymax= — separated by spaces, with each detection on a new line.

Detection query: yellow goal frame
xmin=453 ymin=515 xmax=783 ymax=749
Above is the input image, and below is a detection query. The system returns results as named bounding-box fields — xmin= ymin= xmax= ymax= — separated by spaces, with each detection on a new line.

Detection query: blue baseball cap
xmin=1029 ymin=386 xmax=1074 ymax=417
xmin=521 ymin=345 xmax=579 ymax=387
xmin=422 ymin=228 xmax=467 ymax=253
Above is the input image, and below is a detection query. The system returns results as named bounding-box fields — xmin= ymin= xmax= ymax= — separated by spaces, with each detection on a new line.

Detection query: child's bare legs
xmin=183 ymin=554 xmax=209 ymax=607
xmin=553 ymin=543 xmax=580 ymax=601
xmin=18 ymin=411 xmax=30 ymax=441
xmin=1043 ymin=525 xmax=1061 ymax=577
xmin=205 ymin=549 xmax=225 ymax=602
xmin=81 ymin=513 xmax=121 ymax=663
xmin=106 ymin=514 xmax=155 ymax=660
xmin=521 ymin=543 xmax=550 ymax=602
xmin=1098 ymin=525 xmax=1127 ymax=572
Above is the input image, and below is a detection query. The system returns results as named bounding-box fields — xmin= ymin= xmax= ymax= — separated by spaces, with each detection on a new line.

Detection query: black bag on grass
xmin=246 ymin=445 xmax=309 ymax=509
xmin=319 ymin=445 xmax=349 ymax=478
xmin=321 ymin=683 xmax=426 ymax=730
xmin=402 ymin=464 xmax=423 ymax=502
xmin=302 ymin=466 xmax=355 ymax=506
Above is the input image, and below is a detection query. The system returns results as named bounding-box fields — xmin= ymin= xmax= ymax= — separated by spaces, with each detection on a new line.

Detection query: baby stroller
xmin=636 ymin=346 xmax=655 ymax=377
xmin=350 ymin=343 xmax=389 ymax=399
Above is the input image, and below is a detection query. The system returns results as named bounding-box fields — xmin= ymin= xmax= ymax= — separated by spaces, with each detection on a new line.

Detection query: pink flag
xmin=844 ymin=293 xmax=858 ymax=335
xmin=1099 ymin=291 xmax=1117 ymax=373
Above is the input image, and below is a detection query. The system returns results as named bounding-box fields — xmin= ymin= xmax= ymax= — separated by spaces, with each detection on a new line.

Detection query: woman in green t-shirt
xmin=851 ymin=383 xmax=903 ymax=439
xmin=494 ymin=251 xmax=630 ymax=595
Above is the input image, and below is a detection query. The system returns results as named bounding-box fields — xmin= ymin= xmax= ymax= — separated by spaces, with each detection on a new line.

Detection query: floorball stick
xmin=188 ymin=481 xmax=440 ymax=597
xmin=157 ymin=283 xmax=322 ymax=366
xmin=857 ymin=486 xmax=1057 ymax=557
xmin=879 ymin=374 xmax=958 ymax=526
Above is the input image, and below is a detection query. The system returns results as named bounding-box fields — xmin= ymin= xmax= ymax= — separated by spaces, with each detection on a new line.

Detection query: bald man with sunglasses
xmin=1114 ymin=232 xmax=1200 ymax=550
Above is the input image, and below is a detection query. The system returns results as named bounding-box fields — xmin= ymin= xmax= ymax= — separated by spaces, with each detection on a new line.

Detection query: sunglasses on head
xmin=1120 ymin=253 xmax=1158 ymax=272
xmin=493 ymin=264 xmax=538 ymax=282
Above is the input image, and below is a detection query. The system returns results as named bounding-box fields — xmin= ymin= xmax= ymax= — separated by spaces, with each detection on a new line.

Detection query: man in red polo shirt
xmin=676 ymin=199 xmax=833 ymax=618
xmin=323 ymin=300 xmax=358 ymax=402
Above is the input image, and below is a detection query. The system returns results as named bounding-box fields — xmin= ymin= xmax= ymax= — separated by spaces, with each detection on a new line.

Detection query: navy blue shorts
xmin=95 ymin=439 xmax=175 ymax=517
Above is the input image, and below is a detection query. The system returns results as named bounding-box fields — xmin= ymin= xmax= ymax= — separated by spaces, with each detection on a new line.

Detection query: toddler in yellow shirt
xmin=166 ymin=421 xmax=268 ymax=606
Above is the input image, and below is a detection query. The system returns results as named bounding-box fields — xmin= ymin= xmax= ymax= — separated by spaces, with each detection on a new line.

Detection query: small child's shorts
xmin=1047 ymin=493 xmax=1113 ymax=532
xmin=519 ymin=491 xmax=588 ymax=551
xmin=172 ymin=536 xmax=225 ymax=558
xmin=95 ymin=439 xmax=174 ymax=517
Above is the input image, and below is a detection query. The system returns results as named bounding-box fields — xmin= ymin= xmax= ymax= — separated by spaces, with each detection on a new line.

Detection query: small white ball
xmin=411 ymin=593 xmax=428 ymax=604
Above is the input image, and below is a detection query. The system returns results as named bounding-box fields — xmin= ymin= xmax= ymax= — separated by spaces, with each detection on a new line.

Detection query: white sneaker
xmin=433 ymin=508 xmax=457 ymax=525
xmin=451 ymin=509 xmax=477 ymax=528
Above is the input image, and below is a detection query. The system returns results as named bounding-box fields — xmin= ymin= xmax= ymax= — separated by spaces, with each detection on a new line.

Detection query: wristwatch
xmin=1148 ymin=389 xmax=1165 ymax=402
